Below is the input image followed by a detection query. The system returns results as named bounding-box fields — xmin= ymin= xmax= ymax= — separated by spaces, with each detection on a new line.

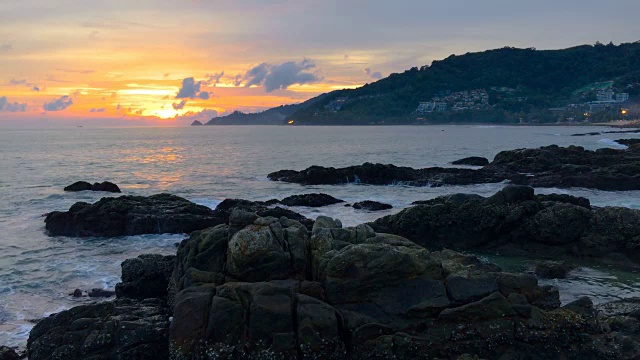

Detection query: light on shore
xmin=288 ymin=120 xmax=295 ymax=124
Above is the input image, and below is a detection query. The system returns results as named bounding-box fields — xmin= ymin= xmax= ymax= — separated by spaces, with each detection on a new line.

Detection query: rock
xmin=27 ymin=298 xmax=170 ymax=360
xmin=45 ymin=193 xmax=225 ymax=237
xmin=617 ymin=138 xmax=640 ymax=147
xmin=70 ymin=289 xmax=82 ymax=297
xmin=269 ymin=144 xmax=640 ymax=191
xmin=452 ymin=156 xmax=490 ymax=166
xmin=439 ymin=292 xmax=516 ymax=322
xmin=371 ymin=186 xmax=640 ymax=268
xmin=190 ymin=120 xmax=203 ymax=126
xmin=115 ymin=254 xmax=175 ymax=299
xmin=352 ymin=200 xmax=393 ymax=211
xmin=280 ymin=193 xmax=344 ymax=207
xmin=64 ymin=181 xmax=121 ymax=193
xmin=214 ymin=198 xmax=313 ymax=230
xmin=0 ymin=347 xmax=19 ymax=360
xmin=535 ymin=261 xmax=575 ymax=279
xmin=88 ymin=288 xmax=116 ymax=298
xmin=536 ymin=193 xmax=591 ymax=208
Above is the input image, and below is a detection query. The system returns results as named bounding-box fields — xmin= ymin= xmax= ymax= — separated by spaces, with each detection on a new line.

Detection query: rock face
xmin=29 ymin=212 xmax=640 ymax=359
xmin=214 ymin=198 xmax=314 ymax=230
xmin=352 ymin=200 xmax=393 ymax=211
xmin=64 ymin=181 xmax=121 ymax=193
xmin=535 ymin=261 xmax=575 ymax=279
xmin=371 ymin=185 xmax=640 ymax=268
xmin=269 ymin=144 xmax=640 ymax=190
xmin=44 ymin=194 xmax=225 ymax=237
xmin=280 ymin=193 xmax=344 ymax=207
xmin=116 ymin=254 xmax=175 ymax=299
xmin=0 ymin=347 xmax=19 ymax=360
xmin=27 ymin=298 xmax=170 ymax=360
xmin=617 ymin=138 xmax=640 ymax=147
xmin=452 ymin=156 xmax=490 ymax=166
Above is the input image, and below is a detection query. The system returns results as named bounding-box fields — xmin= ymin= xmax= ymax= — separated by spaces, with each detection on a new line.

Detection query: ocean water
xmin=1 ymin=125 xmax=640 ymax=349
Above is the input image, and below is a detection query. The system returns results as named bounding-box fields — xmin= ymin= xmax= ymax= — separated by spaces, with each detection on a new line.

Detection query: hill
xmin=205 ymin=93 xmax=329 ymax=125
xmin=288 ymin=41 xmax=640 ymax=125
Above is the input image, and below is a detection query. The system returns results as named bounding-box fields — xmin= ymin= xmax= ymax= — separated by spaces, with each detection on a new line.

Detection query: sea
xmin=1 ymin=125 xmax=640 ymax=350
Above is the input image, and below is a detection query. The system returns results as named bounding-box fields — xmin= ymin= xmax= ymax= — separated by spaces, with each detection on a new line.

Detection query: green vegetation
xmin=289 ymin=41 xmax=640 ymax=125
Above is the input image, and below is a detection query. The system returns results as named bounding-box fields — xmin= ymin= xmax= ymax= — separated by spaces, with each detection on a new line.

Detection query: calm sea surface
xmin=1 ymin=125 xmax=640 ymax=349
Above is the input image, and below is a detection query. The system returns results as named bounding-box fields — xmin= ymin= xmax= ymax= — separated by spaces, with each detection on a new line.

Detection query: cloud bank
xmin=43 ymin=96 xmax=73 ymax=111
xmin=176 ymin=77 xmax=210 ymax=99
xmin=0 ymin=96 xmax=27 ymax=112
xmin=242 ymin=59 xmax=321 ymax=92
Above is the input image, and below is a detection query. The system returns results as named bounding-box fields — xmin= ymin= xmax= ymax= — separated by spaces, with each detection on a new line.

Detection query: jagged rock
xmin=536 ymin=193 xmax=591 ymax=208
xmin=452 ymin=156 xmax=490 ymax=166
xmin=269 ymin=144 xmax=640 ymax=190
xmin=64 ymin=181 xmax=121 ymax=193
xmin=535 ymin=261 xmax=575 ymax=279
xmin=70 ymin=289 xmax=82 ymax=297
xmin=280 ymin=193 xmax=344 ymax=207
xmin=45 ymin=194 xmax=225 ymax=237
xmin=352 ymin=200 xmax=393 ymax=211
xmin=0 ymin=346 xmax=19 ymax=360
xmin=115 ymin=254 xmax=175 ymax=299
xmin=214 ymin=198 xmax=313 ymax=230
xmin=617 ymin=138 xmax=640 ymax=147
xmin=27 ymin=298 xmax=170 ymax=360
xmin=371 ymin=186 xmax=640 ymax=268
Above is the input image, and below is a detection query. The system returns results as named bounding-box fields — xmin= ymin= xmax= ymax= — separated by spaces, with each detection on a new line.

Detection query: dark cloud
xmin=33 ymin=86 xmax=40 ymax=91
xmin=172 ymin=99 xmax=187 ymax=110
xmin=0 ymin=96 xmax=27 ymax=112
xmin=363 ymin=68 xmax=383 ymax=80
xmin=116 ymin=104 xmax=122 ymax=111
xmin=45 ymin=76 xmax=74 ymax=83
xmin=206 ymin=71 xmax=224 ymax=86
xmin=90 ymin=108 xmax=105 ymax=112
xmin=234 ymin=74 xmax=242 ymax=87
xmin=0 ymin=44 xmax=11 ymax=52
xmin=56 ymin=68 xmax=95 ymax=74
xmin=242 ymin=59 xmax=321 ymax=92
xmin=176 ymin=77 xmax=210 ymax=99
xmin=9 ymin=79 xmax=27 ymax=85
xmin=43 ymin=95 xmax=73 ymax=111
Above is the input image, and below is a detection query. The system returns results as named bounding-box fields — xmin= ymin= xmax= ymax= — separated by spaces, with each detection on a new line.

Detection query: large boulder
xmin=352 ymin=200 xmax=393 ymax=211
xmin=44 ymin=194 xmax=225 ymax=237
xmin=371 ymin=186 xmax=640 ymax=268
xmin=0 ymin=347 xmax=19 ymax=360
xmin=64 ymin=181 xmax=121 ymax=193
xmin=451 ymin=156 xmax=490 ymax=166
xmin=27 ymin=298 xmax=170 ymax=360
xmin=214 ymin=198 xmax=314 ymax=230
xmin=280 ymin=193 xmax=344 ymax=207
xmin=116 ymin=254 xmax=175 ymax=299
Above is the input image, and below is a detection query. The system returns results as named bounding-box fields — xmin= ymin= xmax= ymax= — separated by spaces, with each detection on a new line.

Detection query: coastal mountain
xmin=190 ymin=120 xmax=203 ymax=126
xmin=202 ymin=42 xmax=640 ymax=126
xmin=288 ymin=41 xmax=640 ymax=125
xmin=205 ymin=93 xmax=329 ymax=125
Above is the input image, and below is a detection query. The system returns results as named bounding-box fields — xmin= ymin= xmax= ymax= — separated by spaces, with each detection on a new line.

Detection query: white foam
xmin=191 ymin=197 xmax=222 ymax=210
xmin=598 ymin=138 xmax=627 ymax=149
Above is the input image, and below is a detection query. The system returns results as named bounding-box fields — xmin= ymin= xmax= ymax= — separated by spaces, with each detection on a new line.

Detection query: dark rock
xmin=371 ymin=186 xmax=640 ymax=268
xmin=70 ymin=289 xmax=82 ymax=297
xmin=88 ymin=288 xmax=116 ymax=298
xmin=45 ymin=193 xmax=224 ymax=237
xmin=190 ymin=120 xmax=203 ymax=126
xmin=535 ymin=261 xmax=575 ymax=279
xmin=352 ymin=200 xmax=393 ymax=211
xmin=64 ymin=181 xmax=121 ymax=193
xmin=536 ymin=193 xmax=591 ymax=208
xmin=280 ymin=193 xmax=344 ymax=207
xmin=269 ymin=144 xmax=640 ymax=191
xmin=452 ymin=156 xmax=490 ymax=166
xmin=616 ymin=138 xmax=640 ymax=147
xmin=214 ymin=198 xmax=314 ymax=230
xmin=27 ymin=298 xmax=170 ymax=360
xmin=115 ymin=254 xmax=175 ymax=299
xmin=0 ymin=346 xmax=19 ymax=360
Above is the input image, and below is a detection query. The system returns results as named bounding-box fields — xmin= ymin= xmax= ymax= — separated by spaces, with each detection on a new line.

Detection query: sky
xmin=1 ymin=0 xmax=639 ymax=126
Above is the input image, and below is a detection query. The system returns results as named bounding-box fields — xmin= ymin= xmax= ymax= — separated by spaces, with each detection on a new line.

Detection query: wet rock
xmin=45 ymin=193 xmax=225 ymax=237
xmin=0 ymin=346 xmax=19 ymax=360
xmin=352 ymin=200 xmax=393 ymax=211
xmin=214 ymin=198 xmax=313 ymax=230
xmin=536 ymin=193 xmax=591 ymax=208
xmin=70 ymin=289 xmax=82 ymax=297
xmin=617 ymin=138 xmax=640 ymax=147
xmin=116 ymin=254 xmax=175 ymax=299
xmin=27 ymin=298 xmax=169 ymax=360
xmin=88 ymin=288 xmax=116 ymax=298
xmin=269 ymin=144 xmax=640 ymax=190
xmin=371 ymin=186 xmax=640 ymax=268
xmin=452 ymin=156 xmax=490 ymax=166
xmin=64 ymin=181 xmax=121 ymax=193
xmin=535 ymin=261 xmax=575 ymax=279
xmin=280 ymin=193 xmax=344 ymax=207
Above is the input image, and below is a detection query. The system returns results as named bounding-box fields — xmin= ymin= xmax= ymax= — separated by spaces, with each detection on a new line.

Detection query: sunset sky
xmin=1 ymin=0 xmax=639 ymax=126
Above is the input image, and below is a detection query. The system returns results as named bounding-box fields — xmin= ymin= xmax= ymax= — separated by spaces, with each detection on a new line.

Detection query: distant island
xmin=191 ymin=120 xmax=203 ymax=126
xmin=202 ymin=41 xmax=640 ymax=126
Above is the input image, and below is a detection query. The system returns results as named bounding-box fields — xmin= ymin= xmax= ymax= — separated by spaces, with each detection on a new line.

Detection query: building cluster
xmin=416 ymin=89 xmax=490 ymax=113
xmin=588 ymin=89 xmax=630 ymax=112
xmin=324 ymin=97 xmax=348 ymax=112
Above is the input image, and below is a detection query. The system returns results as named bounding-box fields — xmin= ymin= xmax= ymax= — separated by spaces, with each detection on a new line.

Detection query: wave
xmin=598 ymin=138 xmax=628 ymax=149
xmin=190 ymin=197 xmax=222 ymax=210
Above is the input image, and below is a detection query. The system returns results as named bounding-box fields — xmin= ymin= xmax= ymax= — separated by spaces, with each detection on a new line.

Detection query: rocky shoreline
xmin=17 ymin=186 xmax=640 ymax=359
xmin=268 ymin=143 xmax=640 ymax=191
